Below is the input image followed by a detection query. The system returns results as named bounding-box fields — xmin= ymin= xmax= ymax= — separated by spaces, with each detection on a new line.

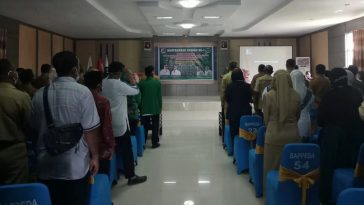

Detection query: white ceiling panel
xmin=0 ymin=0 xmax=363 ymax=38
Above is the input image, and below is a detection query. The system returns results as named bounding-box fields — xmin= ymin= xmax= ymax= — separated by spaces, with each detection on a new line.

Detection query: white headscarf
xmin=346 ymin=69 xmax=354 ymax=86
xmin=290 ymin=70 xmax=307 ymax=102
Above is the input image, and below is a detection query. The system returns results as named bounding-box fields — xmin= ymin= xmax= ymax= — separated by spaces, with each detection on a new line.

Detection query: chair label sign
xmin=0 ymin=199 xmax=38 ymax=205
xmin=290 ymin=152 xmax=315 ymax=170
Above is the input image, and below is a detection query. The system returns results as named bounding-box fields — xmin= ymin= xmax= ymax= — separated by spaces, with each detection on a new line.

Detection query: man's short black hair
xmin=348 ymin=65 xmax=359 ymax=76
xmin=84 ymin=71 xmax=103 ymax=89
xmin=316 ymin=64 xmax=326 ymax=75
xmin=145 ymin=65 xmax=154 ymax=77
xmin=41 ymin=64 xmax=51 ymax=74
xmin=52 ymin=51 xmax=78 ymax=76
xmin=108 ymin=61 xmax=125 ymax=73
xmin=19 ymin=69 xmax=34 ymax=84
xmin=258 ymin=64 xmax=265 ymax=73
xmin=0 ymin=59 xmax=14 ymax=77
xmin=286 ymin=59 xmax=296 ymax=68
xmin=264 ymin=65 xmax=274 ymax=75
xmin=228 ymin=61 xmax=238 ymax=71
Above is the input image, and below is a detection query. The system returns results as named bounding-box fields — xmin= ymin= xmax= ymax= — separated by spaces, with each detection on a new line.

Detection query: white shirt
xmin=31 ymin=77 xmax=100 ymax=180
xmin=102 ymin=78 xmax=139 ymax=137
xmin=171 ymin=70 xmax=181 ymax=76
xmin=160 ymin=69 xmax=170 ymax=76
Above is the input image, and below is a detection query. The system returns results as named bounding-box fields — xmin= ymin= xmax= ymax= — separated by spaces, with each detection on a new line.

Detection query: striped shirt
xmin=31 ymin=77 xmax=100 ymax=180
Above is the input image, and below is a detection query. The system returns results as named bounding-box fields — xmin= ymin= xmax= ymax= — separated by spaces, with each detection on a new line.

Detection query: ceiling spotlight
xmin=203 ymin=16 xmax=220 ymax=19
xmin=179 ymin=23 xmax=195 ymax=29
xmin=179 ymin=0 xmax=200 ymax=8
xmin=156 ymin=16 xmax=173 ymax=19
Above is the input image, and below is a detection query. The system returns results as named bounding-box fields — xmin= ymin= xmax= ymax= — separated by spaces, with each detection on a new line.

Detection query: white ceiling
xmin=0 ymin=0 xmax=364 ymax=38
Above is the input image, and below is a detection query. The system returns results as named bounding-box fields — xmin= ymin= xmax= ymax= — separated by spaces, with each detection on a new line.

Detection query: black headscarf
xmin=329 ymin=67 xmax=347 ymax=88
xmin=231 ymin=69 xmax=244 ymax=82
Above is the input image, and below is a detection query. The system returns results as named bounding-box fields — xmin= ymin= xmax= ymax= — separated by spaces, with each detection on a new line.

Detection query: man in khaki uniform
xmin=251 ymin=64 xmax=266 ymax=113
xmin=0 ymin=59 xmax=31 ymax=184
xmin=254 ymin=65 xmax=274 ymax=117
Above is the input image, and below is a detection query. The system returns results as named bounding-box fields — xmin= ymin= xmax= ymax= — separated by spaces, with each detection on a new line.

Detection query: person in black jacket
xmin=318 ymin=67 xmax=364 ymax=205
xmin=225 ymin=69 xmax=253 ymax=148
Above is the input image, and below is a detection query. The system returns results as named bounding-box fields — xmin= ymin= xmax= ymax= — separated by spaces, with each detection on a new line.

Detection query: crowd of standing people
xmin=0 ymin=51 xmax=162 ymax=205
xmin=220 ymin=59 xmax=364 ymax=205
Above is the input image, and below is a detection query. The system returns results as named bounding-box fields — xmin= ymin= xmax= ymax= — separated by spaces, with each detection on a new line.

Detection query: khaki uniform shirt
xmin=254 ymin=75 xmax=273 ymax=109
xmin=0 ymin=82 xmax=31 ymax=143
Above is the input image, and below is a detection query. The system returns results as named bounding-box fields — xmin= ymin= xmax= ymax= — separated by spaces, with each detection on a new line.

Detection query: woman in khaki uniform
xmin=262 ymin=70 xmax=301 ymax=187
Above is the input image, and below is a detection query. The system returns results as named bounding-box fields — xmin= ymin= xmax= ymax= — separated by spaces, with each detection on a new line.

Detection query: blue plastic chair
xmin=89 ymin=174 xmax=112 ymax=205
xmin=266 ymin=143 xmax=320 ymax=205
xmin=249 ymin=126 xmax=266 ymax=197
xmin=108 ymin=153 xmax=118 ymax=187
xmin=337 ymin=188 xmax=364 ymax=205
xmin=136 ymin=125 xmax=145 ymax=157
xmin=131 ymin=135 xmax=138 ymax=164
xmin=224 ymin=122 xmax=233 ymax=156
xmin=0 ymin=183 xmax=51 ymax=205
xmin=234 ymin=115 xmax=263 ymax=174
xmin=331 ymin=143 xmax=364 ymax=202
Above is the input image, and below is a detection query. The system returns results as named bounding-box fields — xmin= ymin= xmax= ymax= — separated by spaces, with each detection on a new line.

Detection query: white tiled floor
xmin=112 ymin=97 xmax=263 ymax=205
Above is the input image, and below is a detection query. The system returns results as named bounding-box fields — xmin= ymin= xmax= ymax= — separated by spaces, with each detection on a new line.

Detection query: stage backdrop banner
xmin=158 ymin=47 xmax=214 ymax=80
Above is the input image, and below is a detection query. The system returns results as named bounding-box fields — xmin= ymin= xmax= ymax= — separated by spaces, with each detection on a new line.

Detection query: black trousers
xmin=142 ymin=115 xmax=160 ymax=145
xmin=40 ymin=173 xmax=90 ymax=205
xmin=229 ymin=118 xmax=240 ymax=149
xmin=129 ymin=119 xmax=138 ymax=136
xmin=116 ymin=131 xmax=135 ymax=179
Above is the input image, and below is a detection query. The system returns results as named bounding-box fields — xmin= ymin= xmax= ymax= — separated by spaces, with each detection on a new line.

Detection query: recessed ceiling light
xmin=203 ymin=16 xmax=220 ymax=19
xmin=156 ymin=16 xmax=173 ymax=19
xmin=184 ymin=200 xmax=195 ymax=205
xmin=179 ymin=23 xmax=195 ymax=29
xmin=163 ymin=181 xmax=177 ymax=184
xmin=179 ymin=0 xmax=200 ymax=8
xmin=334 ymin=10 xmax=343 ymax=13
xmin=196 ymin=33 xmax=209 ymax=35
xmin=198 ymin=180 xmax=211 ymax=183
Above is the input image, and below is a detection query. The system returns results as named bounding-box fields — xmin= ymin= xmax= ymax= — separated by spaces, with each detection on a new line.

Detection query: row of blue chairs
xmin=0 ymin=125 xmax=147 ymax=205
xmin=223 ymin=115 xmax=364 ymax=204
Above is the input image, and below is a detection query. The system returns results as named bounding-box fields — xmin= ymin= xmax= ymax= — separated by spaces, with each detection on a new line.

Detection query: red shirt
xmin=92 ymin=91 xmax=115 ymax=159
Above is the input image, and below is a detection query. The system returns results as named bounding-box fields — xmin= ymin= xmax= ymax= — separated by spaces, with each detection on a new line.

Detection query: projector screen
xmin=239 ymin=46 xmax=292 ymax=83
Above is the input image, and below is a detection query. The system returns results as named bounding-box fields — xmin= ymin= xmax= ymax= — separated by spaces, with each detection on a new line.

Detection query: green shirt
xmin=120 ymin=74 xmax=141 ymax=120
xmin=139 ymin=77 xmax=162 ymax=115
xmin=0 ymin=82 xmax=31 ymax=143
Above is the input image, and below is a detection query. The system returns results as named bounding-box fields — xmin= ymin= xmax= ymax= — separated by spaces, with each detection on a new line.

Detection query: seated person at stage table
xmin=196 ymin=67 xmax=205 ymax=76
xmin=171 ymin=66 xmax=181 ymax=76
xmin=159 ymin=65 xmax=170 ymax=76
xmin=262 ymin=70 xmax=301 ymax=188
xmin=317 ymin=67 xmax=364 ymax=205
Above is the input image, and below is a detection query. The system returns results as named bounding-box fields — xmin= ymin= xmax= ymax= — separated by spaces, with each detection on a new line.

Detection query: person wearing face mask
xmin=84 ymin=71 xmax=115 ymax=174
xmin=0 ymin=59 xmax=31 ymax=184
xmin=30 ymin=51 xmax=101 ymax=205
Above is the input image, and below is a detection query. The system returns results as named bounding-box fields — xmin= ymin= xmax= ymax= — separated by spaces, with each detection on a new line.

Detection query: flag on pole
xmin=96 ymin=57 xmax=104 ymax=72
xmin=104 ymin=55 xmax=109 ymax=74
xmin=87 ymin=56 xmax=93 ymax=70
